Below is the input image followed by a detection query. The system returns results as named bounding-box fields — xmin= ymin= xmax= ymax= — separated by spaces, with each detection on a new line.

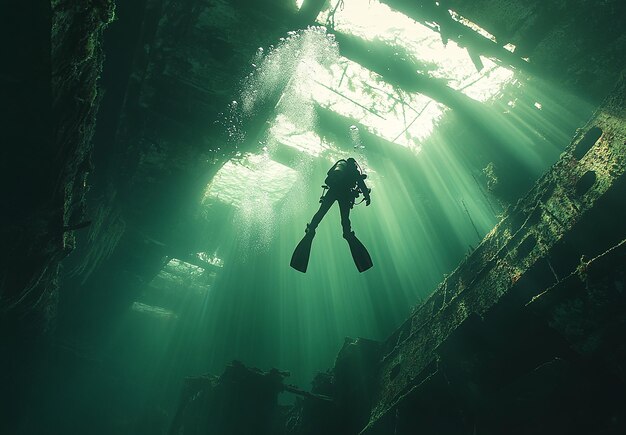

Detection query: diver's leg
xmin=308 ymin=193 xmax=335 ymax=233
xmin=338 ymin=198 xmax=353 ymax=237
xmin=338 ymin=197 xmax=372 ymax=272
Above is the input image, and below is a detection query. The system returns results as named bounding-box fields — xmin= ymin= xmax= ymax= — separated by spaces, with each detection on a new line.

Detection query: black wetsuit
xmin=308 ymin=159 xmax=370 ymax=237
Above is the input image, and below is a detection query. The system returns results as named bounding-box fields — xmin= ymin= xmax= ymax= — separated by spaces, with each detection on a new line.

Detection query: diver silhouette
xmin=290 ymin=157 xmax=373 ymax=273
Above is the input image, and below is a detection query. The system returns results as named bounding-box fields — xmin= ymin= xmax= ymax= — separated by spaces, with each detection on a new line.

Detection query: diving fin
xmin=290 ymin=232 xmax=315 ymax=273
xmin=344 ymin=232 xmax=373 ymax=272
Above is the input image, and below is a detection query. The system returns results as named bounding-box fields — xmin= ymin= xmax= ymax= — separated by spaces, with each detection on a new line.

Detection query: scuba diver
xmin=290 ymin=157 xmax=373 ymax=273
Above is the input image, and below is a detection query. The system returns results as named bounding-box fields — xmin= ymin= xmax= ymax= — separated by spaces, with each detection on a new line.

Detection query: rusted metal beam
xmin=378 ymin=0 xmax=534 ymax=73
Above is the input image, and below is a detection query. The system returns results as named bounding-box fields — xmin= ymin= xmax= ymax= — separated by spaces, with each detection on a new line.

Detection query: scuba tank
xmin=324 ymin=160 xmax=351 ymax=189
xmin=322 ymin=159 xmax=371 ymax=208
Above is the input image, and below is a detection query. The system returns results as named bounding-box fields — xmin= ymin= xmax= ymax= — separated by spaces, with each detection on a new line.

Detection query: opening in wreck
xmin=3 ymin=0 xmax=626 ymax=434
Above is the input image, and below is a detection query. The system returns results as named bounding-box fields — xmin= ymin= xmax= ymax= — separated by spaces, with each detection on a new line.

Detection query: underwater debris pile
xmin=171 ymin=338 xmax=381 ymax=435
xmin=169 ymin=361 xmax=289 ymax=435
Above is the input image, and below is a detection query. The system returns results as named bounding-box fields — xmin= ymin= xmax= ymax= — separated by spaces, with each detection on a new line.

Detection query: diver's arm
xmin=357 ymin=177 xmax=371 ymax=206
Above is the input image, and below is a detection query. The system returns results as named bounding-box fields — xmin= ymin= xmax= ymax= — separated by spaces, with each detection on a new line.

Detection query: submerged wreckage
xmin=172 ymin=75 xmax=626 ymax=434
xmin=4 ymin=1 xmax=626 ymax=434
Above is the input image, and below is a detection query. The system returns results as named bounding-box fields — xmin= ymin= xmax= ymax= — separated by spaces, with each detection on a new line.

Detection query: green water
xmin=44 ymin=6 xmax=596 ymax=434
xmin=114 ymin=26 xmax=593 ymax=409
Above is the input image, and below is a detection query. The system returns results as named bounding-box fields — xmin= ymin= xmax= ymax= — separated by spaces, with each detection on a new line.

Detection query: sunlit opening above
xmin=196 ymin=252 xmax=224 ymax=268
xmin=164 ymin=258 xmax=205 ymax=277
xmin=318 ymin=0 xmax=514 ymax=101
xmin=448 ymin=10 xmax=496 ymax=42
xmin=306 ymin=58 xmax=445 ymax=150
xmin=131 ymin=302 xmax=177 ymax=320
xmin=269 ymin=114 xmax=330 ymax=156
xmin=150 ymin=258 xmax=215 ymax=294
xmin=203 ymin=153 xmax=298 ymax=208
xmin=503 ymin=43 xmax=516 ymax=53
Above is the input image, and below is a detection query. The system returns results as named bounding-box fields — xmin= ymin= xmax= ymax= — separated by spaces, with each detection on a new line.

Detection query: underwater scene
xmin=3 ymin=0 xmax=626 ymax=434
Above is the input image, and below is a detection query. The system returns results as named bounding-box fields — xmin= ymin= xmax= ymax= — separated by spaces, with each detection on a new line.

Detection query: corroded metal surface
xmin=363 ymin=73 xmax=626 ymax=433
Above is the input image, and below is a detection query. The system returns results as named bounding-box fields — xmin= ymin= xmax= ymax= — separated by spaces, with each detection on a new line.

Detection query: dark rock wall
xmin=1 ymin=0 xmax=114 ymax=336
xmin=0 ymin=1 xmax=114 ymax=433
xmin=59 ymin=0 xmax=320 ymax=339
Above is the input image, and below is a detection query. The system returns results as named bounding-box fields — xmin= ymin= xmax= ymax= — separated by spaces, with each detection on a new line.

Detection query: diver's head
xmin=346 ymin=157 xmax=356 ymax=166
